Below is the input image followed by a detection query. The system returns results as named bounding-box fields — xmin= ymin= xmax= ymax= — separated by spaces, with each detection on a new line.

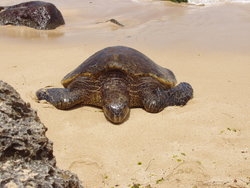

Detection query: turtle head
xmin=101 ymin=71 xmax=130 ymax=124
xmin=103 ymin=98 xmax=130 ymax=124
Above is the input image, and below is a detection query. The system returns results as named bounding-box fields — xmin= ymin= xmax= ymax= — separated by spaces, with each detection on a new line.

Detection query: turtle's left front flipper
xmin=163 ymin=82 xmax=193 ymax=107
xmin=36 ymin=88 xmax=82 ymax=110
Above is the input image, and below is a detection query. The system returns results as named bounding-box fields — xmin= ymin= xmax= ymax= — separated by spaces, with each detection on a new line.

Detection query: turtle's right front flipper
xmin=36 ymin=88 xmax=82 ymax=110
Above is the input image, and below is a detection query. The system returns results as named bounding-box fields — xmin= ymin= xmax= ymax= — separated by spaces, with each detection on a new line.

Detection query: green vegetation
xmin=227 ymin=127 xmax=238 ymax=132
xmin=131 ymin=184 xmax=141 ymax=188
xmin=137 ymin=162 xmax=142 ymax=165
xmin=220 ymin=127 xmax=240 ymax=134
xmin=172 ymin=153 xmax=187 ymax=162
xmin=156 ymin=177 xmax=164 ymax=184
xmin=181 ymin=152 xmax=186 ymax=156
xmin=247 ymin=177 xmax=250 ymax=185
xmin=130 ymin=184 xmax=153 ymax=188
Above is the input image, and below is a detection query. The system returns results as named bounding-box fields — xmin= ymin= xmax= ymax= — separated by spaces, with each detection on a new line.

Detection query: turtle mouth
xmin=103 ymin=103 xmax=130 ymax=124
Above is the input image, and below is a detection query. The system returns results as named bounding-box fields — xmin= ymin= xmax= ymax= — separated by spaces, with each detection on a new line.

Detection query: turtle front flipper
xmin=163 ymin=82 xmax=193 ymax=107
xmin=141 ymin=87 xmax=166 ymax=113
xmin=139 ymin=77 xmax=167 ymax=113
xmin=36 ymin=88 xmax=82 ymax=110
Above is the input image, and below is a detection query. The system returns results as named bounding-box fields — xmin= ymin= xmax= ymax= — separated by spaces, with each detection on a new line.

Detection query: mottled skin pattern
xmin=36 ymin=46 xmax=193 ymax=124
xmin=0 ymin=1 xmax=65 ymax=30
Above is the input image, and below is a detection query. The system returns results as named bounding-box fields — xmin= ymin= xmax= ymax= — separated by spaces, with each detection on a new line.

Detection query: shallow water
xmin=1 ymin=0 xmax=250 ymax=54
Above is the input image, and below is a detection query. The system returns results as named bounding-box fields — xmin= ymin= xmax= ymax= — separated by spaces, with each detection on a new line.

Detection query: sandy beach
xmin=1 ymin=0 xmax=250 ymax=187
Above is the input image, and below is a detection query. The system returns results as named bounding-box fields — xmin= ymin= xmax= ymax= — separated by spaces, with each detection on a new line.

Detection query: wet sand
xmin=1 ymin=0 xmax=250 ymax=187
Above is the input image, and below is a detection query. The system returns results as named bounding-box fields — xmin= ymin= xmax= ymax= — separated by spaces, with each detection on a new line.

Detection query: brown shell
xmin=61 ymin=46 xmax=177 ymax=88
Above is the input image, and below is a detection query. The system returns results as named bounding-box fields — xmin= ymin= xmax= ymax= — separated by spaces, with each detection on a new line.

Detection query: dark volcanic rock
xmin=0 ymin=80 xmax=83 ymax=188
xmin=0 ymin=1 xmax=65 ymax=30
xmin=161 ymin=0 xmax=188 ymax=3
xmin=1 ymin=159 xmax=82 ymax=188
xmin=0 ymin=81 xmax=53 ymax=163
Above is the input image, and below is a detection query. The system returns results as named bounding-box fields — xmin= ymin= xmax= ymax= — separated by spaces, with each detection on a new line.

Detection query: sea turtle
xmin=36 ymin=46 xmax=193 ymax=124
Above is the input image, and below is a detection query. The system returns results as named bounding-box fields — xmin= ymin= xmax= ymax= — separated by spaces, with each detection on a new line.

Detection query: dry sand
xmin=1 ymin=0 xmax=250 ymax=187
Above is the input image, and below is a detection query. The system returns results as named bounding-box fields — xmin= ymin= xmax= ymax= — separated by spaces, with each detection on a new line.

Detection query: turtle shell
xmin=61 ymin=46 xmax=177 ymax=88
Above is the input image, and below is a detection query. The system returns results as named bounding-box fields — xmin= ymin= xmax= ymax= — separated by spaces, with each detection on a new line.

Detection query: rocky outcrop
xmin=0 ymin=81 xmax=83 ymax=188
xmin=0 ymin=1 xmax=65 ymax=30
xmin=161 ymin=0 xmax=188 ymax=3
